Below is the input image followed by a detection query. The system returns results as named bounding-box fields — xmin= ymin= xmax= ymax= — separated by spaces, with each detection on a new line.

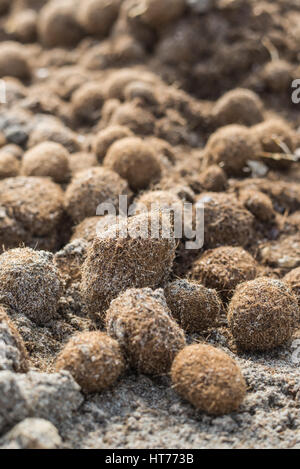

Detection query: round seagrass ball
xmin=164 ymin=279 xmax=222 ymax=332
xmin=228 ymin=278 xmax=299 ymax=351
xmin=171 ymin=344 xmax=246 ymax=415
xmin=55 ymin=331 xmax=125 ymax=393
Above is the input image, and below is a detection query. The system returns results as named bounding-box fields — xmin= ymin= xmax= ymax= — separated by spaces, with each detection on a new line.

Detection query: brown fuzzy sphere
xmin=0 ymin=248 xmax=62 ymax=325
xmin=171 ymin=344 xmax=246 ymax=415
xmin=78 ymin=0 xmax=121 ymax=36
xmin=263 ymin=60 xmax=293 ymax=92
xmin=72 ymin=82 xmax=104 ymax=123
xmin=22 ymin=142 xmax=70 ymax=183
xmin=204 ymin=125 xmax=262 ymax=176
xmin=38 ymin=0 xmax=83 ymax=47
xmin=0 ymin=42 xmax=31 ymax=80
xmin=104 ymin=69 xmax=157 ymax=100
xmin=0 ymin=176 xmax=64 ymax=250
xmin=81 ymin=212 xmax=177 ymax=319
xmin=109 ymin=102 xmax=155 ymax=135
xmin=93 ymin=126 xmax=133 ymax=162
xmin=65 ymin=167 xmax=131 ymax=224
xmin=283 ymin=268 xmax=300 ymax=305
xmin=7 ymin=10 xmax=37 ymax=43
xmin=228 ymin=278 xmax=299 ymax=351
xmin=54 ymin=238 xmax=88 ymax=288
xmin=56 ymin=331 xmax=124 ymax=393
xmin=133 ymin=0 xmax=186 ymax=29
xmin=0 ymin=305 xmax=29 ymax=373
xmin=103 ymin=137 xmax=161 ymax=191
xmin=252 ymin=119 xmax=296 ymax=170
xmin=69 ymin=152 xmax=98 ymax=176
xmin=196 ymin=193 xmax=254 ymax=248
xmin=164 ymin=279 xmax=222 ymax=333
xmin=213 ymin=88 xmax=264 ymax=127
xmin=198 ymin=165 xmax=227 ymax=192
xmin=190 ymin=246 xmax=258 ymax=300
xmin=0 ymin=151 xmax=20 ymax=179
xmin=105 ymin=288 xmax=186 ymax=375
xmin=239 ymin=189 xmax=275 ymax=222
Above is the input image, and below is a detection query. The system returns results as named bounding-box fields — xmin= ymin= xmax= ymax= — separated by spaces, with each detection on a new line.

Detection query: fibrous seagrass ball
xmin=103 ymin=137 xmax=161 ymax=191
xmin=133 ymin=0 xmax=186 ymax=29
xmin=196 ymin=193 xmax=254 ymax=248
xmin=198 ymin=165 xmax=227 ymax=192
xmin=55 ymin=331 xmax=125 ymax=393
xmin=283 ymin=268 xmax=300 ymax=305
xmin=252 ymin=118 xmax=296 ymax=170
xmin=212 ymin=88 xmax=264 ymax=127
xmin=78 ymin=0 xmax=121 ymax=36
xmin=22 ymin=142 xmax=70 ymax=183
xmin=228 ymin=277 xmax=299 ymax=351
xmin=93 ymin=126 xmax=133 ymax=162
xmin=71 ymin=215 xmax=117 ymax=243
xmin=0 ymin=176 xmax=64 ymax=250
xmin=81 ymin=212 xmax=177 ymax=319
xmin=0 ymin=248 xmax=62 ymax=325
xmin=164 ymin=279 xmax=222 ymax=333
xmin=203 ymin=125 xmax=262 ymax=176
xmin=38 ymin=0 xmax=83 ymax=47
xmin=72 ymin=82 xmax=104 ymax=123
xmin=0 ymin=42 xmax=31 ymax=80
xmin=239 ymin=189 xmax=275 ymax=222
xmin=263 ymin=60 xmax=293 ymax=92
xmin=105 ymin=288 xmax=186 ymax=375
xmin=109 ymin=102 xmax=155 ymax=135
xmin=0 ymin=151 xmax=20 ymax=179
xmin=0 ymin=305 xmax=29 ymax=373
xmin=171 ymin=344 xmax=246 ymax=415
xmin=6 ymin=9 xmax=38 ymax=43
xmin=65 ymin=167 xmax=131 ymax=223
xmin=190 ymin=246 xmax=258 ymax=300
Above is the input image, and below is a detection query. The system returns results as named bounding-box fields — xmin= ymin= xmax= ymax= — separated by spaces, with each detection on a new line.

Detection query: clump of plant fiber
xmin=171 ymin=344 xmax=246 ymax=415
xmin=105 ymin=287 xmax=186 ymax=375
xmin=55 ymin=331 xmax=125 ymax=393
xmin=22 ymin=142 xmax=70 ymax=183
xmin=190 ymin=246 xmax=258 ymax=300
xmin=212 ymin=88 xmax=264 ymax=127
xmin=93 ymin=126 xmax=133 ymax=162
xmin=64 ymin=167 xmax=131 ymax=223
xmin=103 ymin=137 xmax=161 ymax=191
xmin=196 ymin=193 xmax=254 ymax=248
xmin=164 ymin=279 xmax=222 ymax=333
xmin=0 ymin=248 xmax=62 ymax=325
xmin=203 ymin=125 xmax=262 ymax=176
xmin=81 ymin=212 xmax=177 ymax=320
xmin=228 ymin=277 xmax=299 ymax=351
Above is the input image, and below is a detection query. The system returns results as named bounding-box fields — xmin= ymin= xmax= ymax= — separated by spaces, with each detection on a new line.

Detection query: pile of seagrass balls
xmin=0 ymin=0 xmax=299 ymax=421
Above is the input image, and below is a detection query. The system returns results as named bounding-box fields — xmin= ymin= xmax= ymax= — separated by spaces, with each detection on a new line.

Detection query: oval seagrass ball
xmin=228 ymin=277 xmax=299 ymax=351
xmin=105 ymin=288 xmax=186 ymax=375
xmin=171 ymin=344 xmax=246 ymax=415
xmin=0 ymin=248 xmax=62 ymax=325
xmin=55 ymin=331 xmax=125 ymax=393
